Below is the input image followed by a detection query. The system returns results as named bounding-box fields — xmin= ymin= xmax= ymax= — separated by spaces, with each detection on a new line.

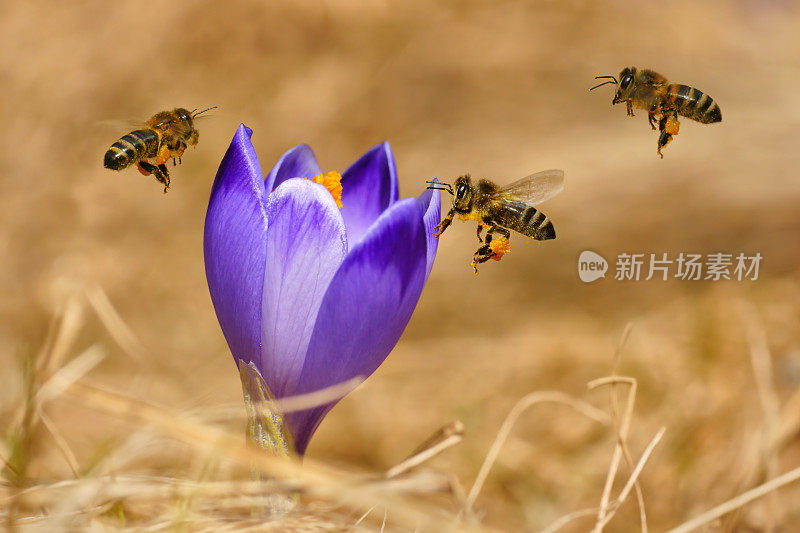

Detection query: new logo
xmin=578 ymin=251 xmax=608 ymax=282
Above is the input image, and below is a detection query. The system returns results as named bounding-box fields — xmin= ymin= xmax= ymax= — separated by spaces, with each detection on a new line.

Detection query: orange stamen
xmin=489 ymin=236 xmax=510 ymax=261
xmin=308 ymin=171 xmax=343 ymax=209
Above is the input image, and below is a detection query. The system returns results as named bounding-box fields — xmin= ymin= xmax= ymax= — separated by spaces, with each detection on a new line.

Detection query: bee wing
xmin=96 ymin=118 xmax=147 ymax=132
xmin=496 ymin=169 xmax=564 ymax=206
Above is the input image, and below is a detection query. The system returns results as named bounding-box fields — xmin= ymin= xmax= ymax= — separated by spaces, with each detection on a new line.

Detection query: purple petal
xmin=261 ymin=178 xmax=348 ymax=399
xmin=416 ymin=182 xmax=442 ymax=281
xmin=339 ymin=142 xmax=399 ymax=247
xmin=204 ymin=125 xmax=268 ymax=369
xmin=287 ymin=198 xmax=428 ymax=454
xmin=265 ymin=144 xmax=322 ymax=194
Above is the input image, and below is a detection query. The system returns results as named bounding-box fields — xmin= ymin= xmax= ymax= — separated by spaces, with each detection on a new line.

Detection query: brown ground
xmin=2 ymin=1 xmax=800 ymax=531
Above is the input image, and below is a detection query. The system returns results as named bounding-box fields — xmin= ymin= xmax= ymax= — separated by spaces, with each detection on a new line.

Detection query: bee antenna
xmin=192 ymin=106 xmax=218 ymax=118
xmin=589 ymin=79 xmax=618 ymax=91
xmin=425 ymin=180 xmax=454 ymax=195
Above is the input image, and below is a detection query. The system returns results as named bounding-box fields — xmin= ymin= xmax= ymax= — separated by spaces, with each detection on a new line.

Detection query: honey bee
xmin=103 ymin=106 xmax=216 ymax=192
xmin=591 ymin=67 xmax=721 ymax=157
xmin=427 ymin=169 xmax=564 ymax=274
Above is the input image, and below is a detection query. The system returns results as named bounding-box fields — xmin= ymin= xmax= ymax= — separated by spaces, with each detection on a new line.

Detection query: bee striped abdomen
xmin=521 ymin=206 xmax=556 ymax=240
xmin=666 ymin=84 xmax=722 ymax=124
xmin=493 ymin=201 xmax=556 ymax=241
xmin=104 ymin=129 xmax=159 ymax=170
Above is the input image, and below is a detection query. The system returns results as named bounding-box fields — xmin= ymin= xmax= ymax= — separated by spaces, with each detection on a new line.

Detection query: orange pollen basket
xmin=665 ymin=115 xmax=681 ymax=135
xmin=308 ymin=171 xmax=343 ymax=209
xmin=489 ymin=236 xmax=510 ymax=261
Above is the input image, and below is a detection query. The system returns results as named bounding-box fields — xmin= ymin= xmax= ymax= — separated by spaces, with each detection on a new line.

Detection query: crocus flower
xmin=204 ymin=125 xmax=440 ymax=456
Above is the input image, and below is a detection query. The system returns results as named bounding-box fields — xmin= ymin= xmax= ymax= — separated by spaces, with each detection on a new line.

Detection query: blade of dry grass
xmin=352 ymin=505 xmax=377 ymax=529
xmin=587 ymin=375 xmax=637 ymax=533
xmin=86 ymin=284 xmax=147 ymax=362
xmin=386 ymin=421 xmax=464 ymax=479
xmin=465 ymin=390 xmax=613 ymax=511
xmin=187 ymin=375 xmax=367 ymax=423
xmin=38 ymin=409 xmax=80 ymax=477
xmin=36 ymin=344 xmax=106 ymax=405
xmin=10 ymin=299 xmax=85 ymax=431
xmin=593 ymin=426 xmax=666 ymax=531
xmin=611 ymin=323 xmax=633 ymax=376
xmin=615 ymin=427 xmax=665 ymax=507
xmin=274 ymin=376 xmax=365 ymax=414
xmin=539 ymin=507 xmax=598 ymax=533
xmin=9 ymin=474 xmax=452 ymax=511
xmin=608 ymin=323 xmax=649 ymax=533
xmin=667 ymin=465 xmax=800 ymax=533
xmin=37 ymin=296 xmax=85 ymax=379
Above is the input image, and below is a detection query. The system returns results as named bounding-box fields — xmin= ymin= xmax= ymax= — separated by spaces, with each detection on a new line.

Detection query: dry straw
xmin=3 ymin=288 xmax=800 ymax=531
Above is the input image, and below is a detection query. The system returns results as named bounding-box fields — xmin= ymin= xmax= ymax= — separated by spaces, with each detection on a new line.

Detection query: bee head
xmin=613 ymin=67 xmax=636 ymax=104
xmin=174 ymin=108 xmax=194 ymax=127
xmin=590 ymin=67 xmax=636 ymax=105
xmin=426 ymin=176 xmax=472 ymax=211
xmin=169 ymin=106 xmax=216 ymax=146
xmin=452 ymin=175 xmax=473 ymax=212
xmin=165 ymin=107 xmax=197 ymax=144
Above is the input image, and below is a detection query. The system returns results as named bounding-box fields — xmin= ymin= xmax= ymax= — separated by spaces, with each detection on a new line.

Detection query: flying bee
xmin=427 ymin=169 xmax=564 ymax=274
xmin=591 ymin=67 xmax=721 ymax=157
xmin=103 ymin=106 xmax=216 ymax=192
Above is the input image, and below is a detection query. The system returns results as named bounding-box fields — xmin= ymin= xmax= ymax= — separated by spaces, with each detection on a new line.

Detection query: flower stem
xmin=238 ymin=360 xmax=297 ymax=518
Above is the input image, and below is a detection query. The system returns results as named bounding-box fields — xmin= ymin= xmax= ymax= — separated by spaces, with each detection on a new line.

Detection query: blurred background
xmin=2 ymin=0 xmax=800 ymax=530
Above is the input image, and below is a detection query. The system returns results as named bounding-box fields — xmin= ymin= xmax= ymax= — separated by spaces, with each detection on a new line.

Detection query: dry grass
xmin=2 ymin=0 xmax=800 ymax=531
xmin=3 ymin=287 xmax=800 ymax=531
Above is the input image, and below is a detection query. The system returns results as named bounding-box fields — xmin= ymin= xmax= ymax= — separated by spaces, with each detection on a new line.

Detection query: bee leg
xmin=657 ymin=133 xmax=671 ymax=158
xmin=137 ymin=161 xmax=155 ymax=176
xmin=484 ymin=223 xmax=510 ymax=244
xmin=470 ymin=223 xmax=511 ymax=273
xmin=152 ymin=173 xmax=170 ymax=192
xmin=166 ymin=139 xmax=187 ymax=168
xmin=626 ymin=101 xmax=634 ymax=117
xmin=173 ymin=139 xmax=188 ymax=159
xmin=648 ymin=113 xmax=658 ymax=130
xmin=139 ymin=160 xmax=170 ymax=191
xmin=154 ymin=164 xmax=171 ymax=193
xmin=656 ymin=113 xmax=679 ymax=158
xmin=434 ymin=208 xmax=455 ymax=238
xmin=476 ymin=224 xmax=484 ymax=242
xmin=470 ymin=243 xmax=494 ymax=275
